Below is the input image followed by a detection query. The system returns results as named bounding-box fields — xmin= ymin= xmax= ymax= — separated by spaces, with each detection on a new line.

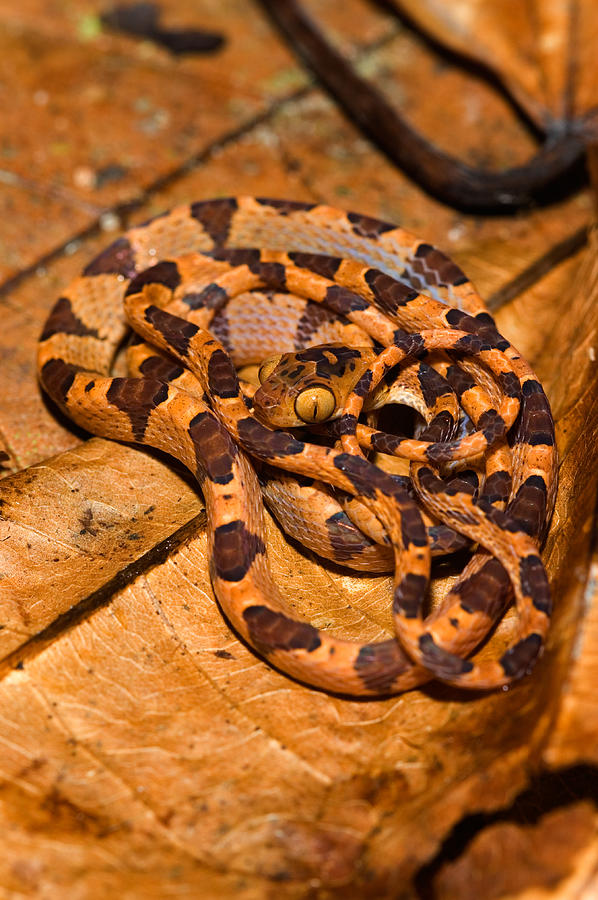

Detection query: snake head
xmin=253 ymin=344 xmax=374 ymax=428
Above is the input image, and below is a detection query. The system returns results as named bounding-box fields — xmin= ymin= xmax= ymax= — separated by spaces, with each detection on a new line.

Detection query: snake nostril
xmin=253 ymin=386 xmax=266 ymax=402
xmin=253 ymin=385 xmax=276 ymax=412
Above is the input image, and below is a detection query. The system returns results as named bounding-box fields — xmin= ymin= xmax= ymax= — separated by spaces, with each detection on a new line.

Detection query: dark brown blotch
xmin=393 ymin=330 xmax=425 ymax=356
xmin=139 ymin=356 xmax=185 ymax=383
xmin=83 ymin=236 xmax=136 ymax=277
xmin=457 ymin=558 xmax=509 ymax=617
xmin=144 ymin=305 xmax=199 ymax=357
xmin=393 ymin=572 xmax=427 ymax=618
xmin=500 ymin=633 xmax=542 ymax=678
xmin=520 ymin=554 xmax=551 ymax=613
xmin=282 ymin=365 xmax=304 ymax=382
xmin=452 ymin=333 xmax=487 ymax=355
xmin=190 ymin=197 xmax=238 ymax=246
xmin=295 ymin=345 xmax=362 ymax=375
xmin=482 ymin=470 xmax=512 ymax=506
xmin=477 ymin=408 xmax=506 ymax=443
xmin=445 ymin=365 xmax=475 ymax=399
xmin=106 ymin=376 xmax=169 ymax=441
xmin=521 ymin=379 xmax=543 ymax=397
xmin=445 ymin=471 xmax=478 ymax=496
xmin=508 ymin=474 xmax=547 ymax=537
xmin=209 ymin=247 xmax=261 ymax=267
xmin=428 ymin=524 xmax=469 ymax=555
xmin=456 ymin=471 xmax=480 ymax=492
xmin=295 ymin=346 xmax=331 ymax=362
xmin=40 ymin=297 xmax=101 ymax=342
xmin=325 ymin=511 xmax=374 ymax=561
xmin=255 ymin=197 xmax=316 ymax=215
xmin=364 ymin=268 xmax=419 ymax=313
xmin=416 ymin=466 xmax=449 ymax=495
xmin=181 ymin=283 xmax=228 ymax=310
xmin=295 ymin=303 xmax=339 ymax=347
xmin=421 ymin=409 xmax=457 ymax=443
xmin=40 ymin=358 xmax=78 ymax=407
xmin=417 ymin=364 xmax=451 ymax=408
xmin=412 ymin=243 xmax=468 ymax=287
xmin=519 ymin=391 xmax=555 ymax=447
xmin=188 ymin=410 xmax=237 ymax=485
xmin=332 ymin=453 xmax=379 ymax=499
xmin=498 ymin=370 xmax=521 ymax=399
xmin=248 ymin=260 xmax=287 ymax=291
xmin=324 ymin=284 xmax=369 ymax=315
xmin=473 ymin=312 xmax=505 ymax=350
xmin=337 ymin=413 xmax=358 ymax=435
xmin=353 ymin=640 xmax=410 ymax=693
xmin=418 ymin=633 xmax=474 ymax=677
xmin=419 ymin=466 xmax=478 ymax=501
xmin=243 ymin=605 xmax=321 ymax=654
xmin=125 ymin=260 xmax=181 ymax=296
xmin=352 ymin=369 xmax=373 ymax=399
xmin=527 ymin=429 xmax=555 ymax=446
xmin=314 ymin=346 xmax=362 ymax=379
xmin=445 ymin=307 xmax=475 ymax=331
xmin=400 ymin=505 xmax=427 ymax=549
xmin=236 ymin=416 xmax=304 ymax=459
xmin=333 ymin=453 xmax=413 ymax=508
xmin=425 ymin=441 xmax=460 ymax=464
xmin=212 ymin=519 xmax=265 ymax=583
xmin=208 ymin=310 xmax=232 ymax=352
xmin=369 ymin=431 xmax=401 ymax=454
xmin=207 ymin=348 xmax=240 ymax=399
xmin=347 ymin=211 xmax=394 ymax=239
xmin=288 ymin=251 xmax=342 ymax=280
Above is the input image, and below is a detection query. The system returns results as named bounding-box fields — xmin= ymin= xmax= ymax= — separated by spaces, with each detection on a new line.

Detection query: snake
xmin=37 ymin=196 xmax=557 ymax=696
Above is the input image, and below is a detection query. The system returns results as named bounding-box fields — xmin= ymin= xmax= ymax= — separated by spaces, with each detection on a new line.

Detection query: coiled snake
xmin=37 ymin=196 xmax=557 ymax=696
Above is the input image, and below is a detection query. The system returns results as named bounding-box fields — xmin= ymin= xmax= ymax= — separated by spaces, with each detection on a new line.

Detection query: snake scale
xmin=37 ymin=196 xmax=557 ymax=696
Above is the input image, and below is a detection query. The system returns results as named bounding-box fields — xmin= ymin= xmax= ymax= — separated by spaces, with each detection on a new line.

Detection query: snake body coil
xmin=38 ymin=196 xmax=557 ymax=696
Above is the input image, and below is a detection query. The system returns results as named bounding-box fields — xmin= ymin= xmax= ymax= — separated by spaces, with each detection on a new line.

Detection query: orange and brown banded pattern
xmin=38 ymin=197 xmax=556 ymax=696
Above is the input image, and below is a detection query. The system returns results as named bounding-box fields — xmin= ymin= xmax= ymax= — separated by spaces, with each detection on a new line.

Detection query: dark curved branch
xmin=259 ymin=0 xmax=587 ymax=212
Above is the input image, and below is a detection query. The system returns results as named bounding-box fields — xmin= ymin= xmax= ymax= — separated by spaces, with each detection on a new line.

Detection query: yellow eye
xmin=294 ymin=385 xmax=336 ymax=423
xmin=258 ymin=353 xmax=283 ymax=384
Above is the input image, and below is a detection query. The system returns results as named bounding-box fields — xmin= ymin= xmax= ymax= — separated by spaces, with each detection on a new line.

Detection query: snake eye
xmin=258 ymin=353 xmax=283 ymax=384
xmin=294 ymin=385 xmax=336 ymax=423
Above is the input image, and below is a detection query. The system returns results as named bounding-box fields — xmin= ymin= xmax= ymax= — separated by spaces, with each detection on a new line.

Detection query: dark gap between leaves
xmin=415 ymin=764 xmax=598 ymax=898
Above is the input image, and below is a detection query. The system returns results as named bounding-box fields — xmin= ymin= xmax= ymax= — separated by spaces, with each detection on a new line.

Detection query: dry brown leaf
xmin=0 ymin=438 xmax=203 ymax=660
xmin=393 ymin=0 xmax=598 ymax=126
xmin=1 ymin=0 xmax=598 ymax=895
